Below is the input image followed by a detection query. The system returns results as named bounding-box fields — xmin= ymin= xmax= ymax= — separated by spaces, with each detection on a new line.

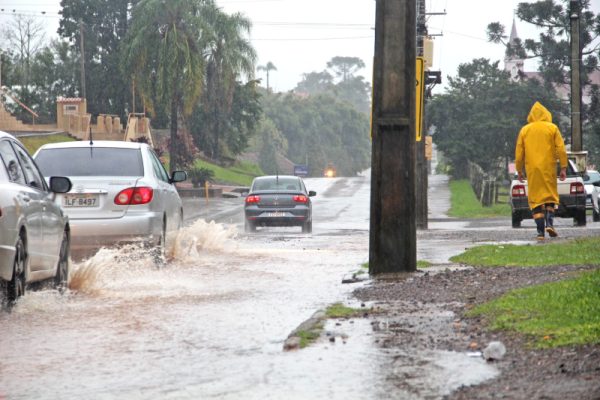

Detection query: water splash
xmin=66 ymin=219 xmax=239 ymax=296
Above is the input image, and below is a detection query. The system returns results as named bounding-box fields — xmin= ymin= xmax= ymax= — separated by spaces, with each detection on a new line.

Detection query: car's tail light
xmin=293 ymin=195 xmax=308 ymax=203
xmin=570 ymin=182 xmax=585 ymax=194
xmin=245 ymin=195 xmax=261 ymax=204
xmin=511 ymin=185 xmax=526 ymax=197
xmin=114 ymin=187 xmax=154 ymax=205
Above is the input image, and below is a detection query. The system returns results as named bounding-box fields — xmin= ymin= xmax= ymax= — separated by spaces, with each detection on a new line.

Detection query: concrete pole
xmin=369 ymin=0 xmax=417 ymax=274
xmin=570 ymin=0 xmax=582 ymax=151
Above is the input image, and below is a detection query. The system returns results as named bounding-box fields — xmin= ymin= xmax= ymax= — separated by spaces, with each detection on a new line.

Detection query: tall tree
xmin=326 ymin=56 xmax=365 ymax=83
xmin=487 ymin=0 xmax=600 ymax=157
xmin=120 ymin=0 xmax=207 ymax=171
xmin=59 ymin=0 xmax=137 ymax=118
xmin=295 ymin=71 xmax=334 ymax=94
xmin=199 ymin=7 xmax=257 ymax=161
xmin=427 ymin=58 xmax=563 ymax=178
xmin=257 ymin=61 xmax=277 ymax=92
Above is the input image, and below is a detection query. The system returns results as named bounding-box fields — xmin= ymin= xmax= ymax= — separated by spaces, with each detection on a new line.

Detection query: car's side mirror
xmin=170 ymin=170 xmax=187 ymax=183
xmin=583 ymin=174 xmax=590 ymax=181
xmin=49 ymin=176 xmax=72 ymax=193
xmin=308 ymin=190 xmax=317 ymax=197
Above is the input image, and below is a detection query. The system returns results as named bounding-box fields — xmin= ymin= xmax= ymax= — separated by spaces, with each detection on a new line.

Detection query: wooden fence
xmin=468 ymin=161 xmax=507 ymax=207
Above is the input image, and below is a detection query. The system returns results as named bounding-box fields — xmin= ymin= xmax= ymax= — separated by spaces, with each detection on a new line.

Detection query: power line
xmin=253 ymin=35 xmax=373 ymax=41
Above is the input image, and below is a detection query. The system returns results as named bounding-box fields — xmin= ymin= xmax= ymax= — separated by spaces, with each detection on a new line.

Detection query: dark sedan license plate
xmin=266 ymin=212 xmax=286 ymax=217
xmin=63 ymin=194 xmax=99 ymax=207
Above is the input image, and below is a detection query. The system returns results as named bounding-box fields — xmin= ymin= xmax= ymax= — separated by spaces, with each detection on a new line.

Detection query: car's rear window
xmin=252 ymin=177 xmax=302 ymax=191
xmin=35 ymin=147 xmax=144 ymax=177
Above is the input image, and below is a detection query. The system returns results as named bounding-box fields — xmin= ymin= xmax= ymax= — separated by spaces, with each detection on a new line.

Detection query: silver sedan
xmin=33 ymin=140 xmax=187 ymax=261
xmin=0 ymin=131 xmax=72 ymax=303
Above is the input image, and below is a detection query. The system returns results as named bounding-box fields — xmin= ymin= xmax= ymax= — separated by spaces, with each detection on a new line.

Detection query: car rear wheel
xmin=245 ymin=219 xmax=256 ymax=233
xmin=593 ymin=209 xmax=600 ymax=222
xmin=574 ymin=209 xmax=587 ymax=226
xmin=54 ymin=230 xmax=70 ymax=292
xmin=511 ymin=212 xmax=521 ymax=228
xmin=7 ymin=236 xmax=26 ymax=303
xmin=151 ymin=220 xmax=166 ymax=267
xmin=302 ymin=220 xmax=312 ymax=233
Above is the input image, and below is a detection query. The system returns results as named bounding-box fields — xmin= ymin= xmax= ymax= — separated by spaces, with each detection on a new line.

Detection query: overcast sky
xmin=1 ymin=0 xmax=599 ymax=93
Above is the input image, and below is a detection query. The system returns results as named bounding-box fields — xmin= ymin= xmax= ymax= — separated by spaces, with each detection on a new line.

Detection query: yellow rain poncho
xmin=515 ymin=101 xmax=567 ymax=210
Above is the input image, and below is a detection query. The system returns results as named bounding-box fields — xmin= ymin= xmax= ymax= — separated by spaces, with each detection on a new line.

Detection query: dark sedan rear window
xmin=252 ymin=177 xmax=302 ymax=191
xmin=35 ymin=148 xmax=144 ymax=177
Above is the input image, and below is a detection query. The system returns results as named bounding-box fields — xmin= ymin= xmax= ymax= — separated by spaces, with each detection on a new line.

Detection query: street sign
xmin=293 ymin=165 xmax=309 ymax=176
xmin=416 ymin=57 xmax=425 ymax=142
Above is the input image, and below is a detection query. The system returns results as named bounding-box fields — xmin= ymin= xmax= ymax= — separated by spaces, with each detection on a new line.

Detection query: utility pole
xmin=79 ymin=20 xmax=87 ymax=101
xmin=570 ymin=0 xmax=582 ymax=152
xmin=369 ymin=0 xmax=417 ymax=274
xmin=415 ymin=0 xmax=428 ymax=230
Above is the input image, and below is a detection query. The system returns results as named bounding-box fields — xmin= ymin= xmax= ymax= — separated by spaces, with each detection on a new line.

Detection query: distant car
xmin=244 ymin=175 xmax=316 ymax=233
xmin=323 ymin=164 xmax=337 ymax=178
xmin=33 ymin=140 xmax=187 ymax=261
xmin=0 ymin=131 xmax=72 ymax=302
xmin=509 ymin=159 xmax=587 ymax=227
xmin=584 ymin=170 xmax=600 ymax=222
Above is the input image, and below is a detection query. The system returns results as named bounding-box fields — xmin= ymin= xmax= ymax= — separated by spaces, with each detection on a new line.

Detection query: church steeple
xmin=504 ymin=17 xmax=524 ymax=81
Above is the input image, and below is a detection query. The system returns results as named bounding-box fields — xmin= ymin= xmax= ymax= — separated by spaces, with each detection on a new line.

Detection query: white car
xmin=0 ymin=131 xmax=72 ymax=302
xmin=33 ymin=140 xmax=187 ymax=261
xmin=509 ymin=159 xmax=587 ymax=227
xmin=584 ymin=170 xmax=600 ymax=222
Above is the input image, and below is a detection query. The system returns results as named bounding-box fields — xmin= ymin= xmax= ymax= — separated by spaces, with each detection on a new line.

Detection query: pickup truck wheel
xmin=593 ymin=209 xmax=600 ymax=222
xmin=574 ymin=209 xmax=587 ymax=226
xmin=511 ymin=212 xmax=522 ymax=228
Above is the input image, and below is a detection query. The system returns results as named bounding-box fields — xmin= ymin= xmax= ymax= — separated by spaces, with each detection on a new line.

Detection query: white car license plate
xmin=63 ymin=194 xmax=99 ymax=207
xmin=266 ymin=212 xmax=285 ymax=217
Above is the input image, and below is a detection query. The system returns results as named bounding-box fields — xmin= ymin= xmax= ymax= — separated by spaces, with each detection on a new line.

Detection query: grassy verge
xmin=194 ymin=159 xmax=262 ymax=186
xmin=455 ymin=237 xmax=600 ymax=348
xmin=449 ymin=179 xmax=510 ymax=218
xmin=468 ymin=269 xmax=600 ymax=348
xmin=451 ymin=237 xmax=600 ymax=267
xmin=18 ymin=134 xmax=75 ymax=154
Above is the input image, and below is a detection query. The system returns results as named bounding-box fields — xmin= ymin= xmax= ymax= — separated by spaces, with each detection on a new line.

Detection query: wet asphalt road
xmin=1 ymin=171 xmax=599 ymax=399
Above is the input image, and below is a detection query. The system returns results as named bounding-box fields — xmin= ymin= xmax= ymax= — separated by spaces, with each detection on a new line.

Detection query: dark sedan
xmin=244 ymin=175 xmax=316 ymax=233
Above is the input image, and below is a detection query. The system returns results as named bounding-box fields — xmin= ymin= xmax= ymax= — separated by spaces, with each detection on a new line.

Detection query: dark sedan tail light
xmin=115 ymin=187 xmax=154 ymax=205
xmin=245 ymin=195 xmax=261 ymax=204
xmin=293 ymin=195 xmax=308 ymax=203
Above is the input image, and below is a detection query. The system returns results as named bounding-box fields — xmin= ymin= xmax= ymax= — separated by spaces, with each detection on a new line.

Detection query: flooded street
xmin=1 ymin=175 xmax=392 ymax=399
xmin=3 ymin=170 xmax=599 ymax=399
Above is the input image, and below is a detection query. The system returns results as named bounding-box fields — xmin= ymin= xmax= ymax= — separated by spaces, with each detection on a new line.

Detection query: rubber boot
xmin=533 ymin=211 xmax=545 ymax=241
xmin=545 ymin=208 xmax=558 ymax=237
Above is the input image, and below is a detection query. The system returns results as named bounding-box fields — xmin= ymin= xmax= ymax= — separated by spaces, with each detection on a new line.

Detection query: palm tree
xmin=257 ymin=61 xmax=277 ymax=92
xmin=201 ymin=7 xmax=256 ymax=160
xmin=120 ymin=0 xmax=207 ymax=172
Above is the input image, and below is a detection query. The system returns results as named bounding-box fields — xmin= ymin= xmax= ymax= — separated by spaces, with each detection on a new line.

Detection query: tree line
xmin=0 ymin=0 xmax=371 ymax=176
xmin=428 ymin=0 xmax=600 ymax=179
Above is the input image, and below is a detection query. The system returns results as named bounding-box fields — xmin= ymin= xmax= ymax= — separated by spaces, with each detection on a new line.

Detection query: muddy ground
xmin=353 ymin=225 xmax=600 ymax=400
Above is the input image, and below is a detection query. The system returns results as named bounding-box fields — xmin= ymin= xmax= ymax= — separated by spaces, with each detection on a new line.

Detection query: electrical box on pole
xmin=369 ymin=0 xmax=417 ymax=274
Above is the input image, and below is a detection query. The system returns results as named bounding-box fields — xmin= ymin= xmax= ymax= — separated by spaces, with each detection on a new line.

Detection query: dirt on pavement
xmin=353 ymin=226 xmax=600 ymax=400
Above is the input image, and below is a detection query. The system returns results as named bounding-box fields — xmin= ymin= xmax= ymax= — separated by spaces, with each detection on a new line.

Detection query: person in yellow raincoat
xmin=515 ymin=101 xmax=567 ymax=240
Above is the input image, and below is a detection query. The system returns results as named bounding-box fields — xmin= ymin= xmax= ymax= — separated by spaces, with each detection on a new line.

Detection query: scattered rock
xmin=483 ymin=341 xmax=507 ymax=361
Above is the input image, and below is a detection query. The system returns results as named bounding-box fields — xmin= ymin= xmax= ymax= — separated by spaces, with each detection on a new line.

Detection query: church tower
xmin=504 ymin=18 xmax=525 ymax=81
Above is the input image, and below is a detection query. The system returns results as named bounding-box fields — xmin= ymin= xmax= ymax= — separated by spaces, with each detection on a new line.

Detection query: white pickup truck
xmin=509 ymin=159 xmax=587 ymax=227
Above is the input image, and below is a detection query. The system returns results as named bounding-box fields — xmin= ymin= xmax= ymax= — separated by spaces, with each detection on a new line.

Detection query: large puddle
xmin=0 ymin=175 xmax=500 ymax=399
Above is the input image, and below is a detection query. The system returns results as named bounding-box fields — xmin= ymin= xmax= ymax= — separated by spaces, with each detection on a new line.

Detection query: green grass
xmin=468 ymin=269 xmax=600 ymax=348
xmin=18 ymin=134 xmax=75 ymax=155
xmin=451 ymin=237 xmax=600 ymax=267
xmin=297 ymin=328 xmax=322 ymax=349
xmin=325 ymin=303 xmax=364 ymax=318
xmin=417 ymin=260 xmax=432 ymax=268
xmin=193 ymin=159 xmax=263 ymax=186
xmin=449 ymin=179 xmax=510 ymax=218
